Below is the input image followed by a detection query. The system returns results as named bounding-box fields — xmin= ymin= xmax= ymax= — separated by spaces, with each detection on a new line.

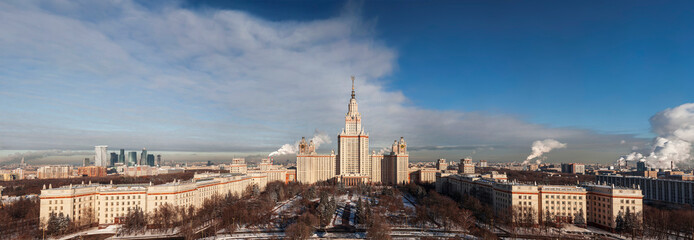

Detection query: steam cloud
xmin=269 ymin=130 xmax=331 ymax=157
xmin=522 ymin=139 xmax=567 ymax=165
xmin=376 ymin=147 xmax=391 ymax=155
xmin=619 ymin=103 xmax=694 ymax=169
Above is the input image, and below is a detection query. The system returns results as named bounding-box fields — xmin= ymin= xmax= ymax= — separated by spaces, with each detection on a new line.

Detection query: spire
xmin=351 ymin=76 xmax=355 ymax=99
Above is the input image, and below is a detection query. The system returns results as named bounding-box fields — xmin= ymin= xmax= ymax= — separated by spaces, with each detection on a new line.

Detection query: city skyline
xmin=1 ymin=1 xmax=693 ymax=165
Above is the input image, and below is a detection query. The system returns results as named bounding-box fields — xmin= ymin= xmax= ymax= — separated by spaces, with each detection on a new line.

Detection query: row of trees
xmin=642 ymin=205 xmax=694 ymax=239
xmin=0 ymin=197 xmax=40 ymax=238
xmin=416 ymin=190 xmax=475 ymax=231
xmin=118 ymin=181 xmax=308 ymax=239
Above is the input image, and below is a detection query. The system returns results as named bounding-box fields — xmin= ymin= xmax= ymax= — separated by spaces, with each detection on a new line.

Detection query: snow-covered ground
xmin=54 ymin=225 xmax=119 ymax=240
xmin=401 ymin=192 xmax=416 ymax=210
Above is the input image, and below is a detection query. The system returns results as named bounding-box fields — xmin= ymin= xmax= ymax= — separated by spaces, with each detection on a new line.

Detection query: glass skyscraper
xmin=140 ymin=148 xmax=147 ymax=165
xmin=119 ymin=149 xmax=125 ymax=164
xmin=128 ymin=151 xmax=137 ymax=166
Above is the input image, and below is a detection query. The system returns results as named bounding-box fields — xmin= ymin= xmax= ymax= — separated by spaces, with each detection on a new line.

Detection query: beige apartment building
xmin=37 ymin=165 xmax=72 ymax=179
xmin=584 ymin=184 xmax=643 ymax=229
xmin=538 ymin=185 xmax=586 ymax=223
xmin=436 ymin=159 xmax=448 ymax=171
xmin=436 ymin=173 xmax=642 ymax=229
xmin=229 ymin=158 xmax=248 ymax=174
xmin=40 ymin=172 xmax=267 ymax=227
xmin=296 ymin=77 xmax=409 ymax=185
xmin=410 ymin=168 xmax=439 ymax=183
xmin=459 ymin=158 xmax=475 ymax=174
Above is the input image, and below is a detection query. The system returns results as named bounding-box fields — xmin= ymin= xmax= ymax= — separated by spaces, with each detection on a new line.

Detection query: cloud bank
xmin=0 ymin=1 xmax=644 ymax=163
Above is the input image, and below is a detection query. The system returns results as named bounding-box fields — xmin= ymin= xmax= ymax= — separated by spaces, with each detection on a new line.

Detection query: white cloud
xmin=0 ymin=1 xmax=645 ymax=163
xmin=620 ymin=103 xmax=694 ymax=169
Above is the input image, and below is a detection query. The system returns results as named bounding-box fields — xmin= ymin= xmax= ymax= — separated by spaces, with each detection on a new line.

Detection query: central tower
xmin=338 ymin=76 xmax=370 ymax=176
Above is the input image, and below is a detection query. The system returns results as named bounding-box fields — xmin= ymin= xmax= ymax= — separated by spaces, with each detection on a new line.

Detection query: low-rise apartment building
xmin=37 ymin=165 xmax=72 ymax=179
xmin=583 ymin=184 xmax=643 ymax=229
xmin=40 ymin=172 xmax=268 ymax=227
xmin=597 ymin=174 xmax=694 ymax=206
xmin=436 ymin=173 xmax=642 ymax=229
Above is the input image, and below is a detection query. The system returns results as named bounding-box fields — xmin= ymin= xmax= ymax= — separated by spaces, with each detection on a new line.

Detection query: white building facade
xmin=94 ymin=145 xmax=108 ymax=167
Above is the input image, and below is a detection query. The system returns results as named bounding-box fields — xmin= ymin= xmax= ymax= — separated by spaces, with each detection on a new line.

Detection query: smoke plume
xmin=522 ymin=139 xmax=567 ymax=165
xmin=269 ymin=130 xmax=331 ymax=157
xmin=376 ymin=147 xmax=391 ymax=155
xmin=620 ymin=103 xmax=694 ymax=169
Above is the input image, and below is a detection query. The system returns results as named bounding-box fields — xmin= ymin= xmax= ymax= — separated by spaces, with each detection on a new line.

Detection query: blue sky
xmin=205 ymin=0 xmax=694 ymax=136
xmin=1 ymin=0 xmax=692 ymax=164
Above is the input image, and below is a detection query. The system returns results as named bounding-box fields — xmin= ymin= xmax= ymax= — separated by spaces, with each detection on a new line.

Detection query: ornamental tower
xmin=338 ymin=76 xmax=370 ymax=175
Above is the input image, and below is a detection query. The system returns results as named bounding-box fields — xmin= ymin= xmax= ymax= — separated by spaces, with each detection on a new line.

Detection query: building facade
xmin=77 ymin=166 xmax=107 ymax=177
xmin=127 ymin=152 xmax=137 ymax=166
xmin=459 ymin=158 xmax=475 ymax=174
xmin=119 ymin=149 xmax=125 ymax=164
xmin=597 ymin=174 xmax=694 ymax=206
xmin=296 ymin=77 xmax=409 ymax=185
xmin=40 ymin=172 xmax=268 ymax=227
xmin=436 ymin=173 xmax=642 ymax=229
xmin=140 ymin=148 xmax=147 ymax=166
xmin=229 ymin=158 xmax=248 ymax=174
xmin=436 ymin=159 xmax=448 ymax=171
xmin=479 ymin=160 xmax=488 ymax=168
xmin=561 ymin=163 xmax=586 ymax=175
xmin=583 ymin=184 xmax=643 ymax=229
xmin=37 ymin=165 xmax=72 ymax=179
xmin=94 ymin=145 xmax=108 ymax=167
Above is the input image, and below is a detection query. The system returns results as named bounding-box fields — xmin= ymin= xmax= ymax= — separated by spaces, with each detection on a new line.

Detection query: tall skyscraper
xmin=128 ymin=152 xmax=137 ymax=166
xmin=110 ymin=152 xmax=118 ymax=166
xmin=637 ymin=160 xmax=647 ymax=172
xmin=338 ymin=76 xmax=370 ymax=176
xmin=296 ymin=77 xmax=409 ymax=185
xmin=119 ymin=149 xmax=125 ymax=164
xmin=140 ymin=148 xmax=147 ymax=165
xmin=146 ymin=154 xmax=155 ymax=166
xmin=156 ymin=155 xmax=161 ymax=166
xmin=94 ymin=145 xmax=108 ymax=167
xmin=83 ymin=158 xmax=90 ymax=167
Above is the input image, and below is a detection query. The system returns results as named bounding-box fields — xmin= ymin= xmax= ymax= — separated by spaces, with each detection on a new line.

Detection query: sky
xmin=1 ymin=0 xmax=693 ymax=165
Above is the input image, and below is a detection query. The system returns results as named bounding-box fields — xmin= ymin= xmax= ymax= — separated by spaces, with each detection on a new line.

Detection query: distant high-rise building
xmin=561 ymin=163 xmax=585 ymax=174
xmin=147 ymin=154 xmax=155 ymax=166
xmin=637 ymin=160 xmax=647 ymax=172
xmin=83 ymin=158 xmax=90 ymax=167
xmin=20 ymin=157 xmax=26 ymax=167
xmin=156 ymin=155 xmax=161 ymax=166
xmin=119 ymin=149 xmax=125 ymax=164
xmin=94 ymin=145 xmax=108 ymax=167
xmin=37 ymin=165 xmax=71 ymax=179
xmin=436 ymin=159 xmax=448 ymax=171
xmin=110 ymin=152 xmax=118 ymax=166
xmin=479 ymin=160 xmax=488 ymax=168
xmin=459 ymin=158 xmax=475 ymax=174
xmin=128 ymin=152 xmax=137 ymax=166
xmin=140 ymin=148 xmax=147 ymax=165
